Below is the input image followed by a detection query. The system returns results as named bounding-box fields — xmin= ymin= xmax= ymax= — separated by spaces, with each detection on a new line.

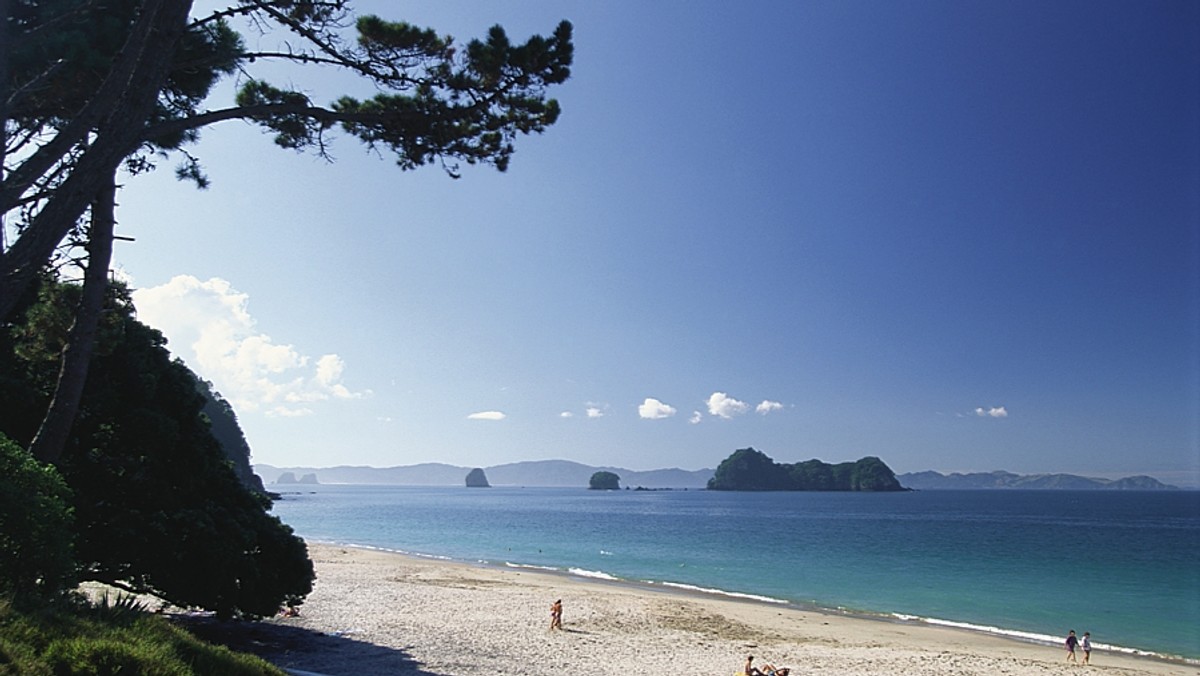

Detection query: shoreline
xmin=310 ymin=540 xmax=1197 ymax=666
xmin=241 ymin=541 xmax=1197 ymax=676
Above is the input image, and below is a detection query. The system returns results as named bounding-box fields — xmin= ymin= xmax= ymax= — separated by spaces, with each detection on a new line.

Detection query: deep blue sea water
xmin=269 ymin=486 xmax=1200 ymax=661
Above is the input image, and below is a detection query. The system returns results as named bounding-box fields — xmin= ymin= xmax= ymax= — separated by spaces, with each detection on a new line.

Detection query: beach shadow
xmin=175 ymin=615 xmax=436 ymax=675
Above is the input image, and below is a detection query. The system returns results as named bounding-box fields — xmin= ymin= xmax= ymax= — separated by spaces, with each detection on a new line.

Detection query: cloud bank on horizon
xmin=132 ymin=275 xmax=367 ymax=417
xmin=132 ymin=276 xmax=1024 ymax=431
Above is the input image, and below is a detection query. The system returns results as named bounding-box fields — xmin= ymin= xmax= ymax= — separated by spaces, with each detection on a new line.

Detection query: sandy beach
xmin=203 ymin=542 xmax=1196 ymax=676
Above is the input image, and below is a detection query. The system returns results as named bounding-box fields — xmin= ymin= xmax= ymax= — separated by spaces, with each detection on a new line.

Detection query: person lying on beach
xmin=740 ymin=656 xmax=789 ymax=676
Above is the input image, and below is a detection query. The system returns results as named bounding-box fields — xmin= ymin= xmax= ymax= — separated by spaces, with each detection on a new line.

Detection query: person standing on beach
xmin=1065 ymin=629 xmax=1079 ymax=663
xmin=1081 ymin=631 xmax=1092 ymax=664
xmin=550 ymin=599 xmax=563 ymax=630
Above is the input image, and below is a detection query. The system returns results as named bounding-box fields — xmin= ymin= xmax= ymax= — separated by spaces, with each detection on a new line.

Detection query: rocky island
xmin=465 ymin=468 xmax=491 ymax=487
xmin=274 ymin=472 xmax=319 ymax=485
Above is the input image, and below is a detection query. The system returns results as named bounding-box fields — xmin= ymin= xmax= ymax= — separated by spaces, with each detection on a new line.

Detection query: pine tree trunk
xmin=28 ymin=176 xmax=117 ymax=465
xmin=1 ymin=0 xmax=10 ymax=252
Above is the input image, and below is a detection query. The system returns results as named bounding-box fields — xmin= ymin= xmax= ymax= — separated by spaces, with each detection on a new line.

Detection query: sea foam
xmin=656 ymin=581 xmax=788 ymax=605
xmin=889 ymin=613 xmax=1200 ymax=665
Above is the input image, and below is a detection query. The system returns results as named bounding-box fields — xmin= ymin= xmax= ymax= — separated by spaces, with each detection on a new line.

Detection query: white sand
xmin=259 ymin=542 xmax=1197 ymax=676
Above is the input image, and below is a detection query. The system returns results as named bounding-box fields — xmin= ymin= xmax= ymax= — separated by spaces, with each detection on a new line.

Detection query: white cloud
xmin=638 ymin=397 xmax=677 ymax=420
xmin=706 ymin=392 xmax=749 ymax=419
xmin=689 ymin=411 xmax=703 ymax=425
xmin=131 ymin=275 xmax=366 ymax=417
xmin=975 ymin=406 xmax=1009 ymax=418
xmin=468 ymin=411 xmax=507 ymax=421
xmin=586 ymin=406 xmax=605 ymax=419
xmin=269 ymin=405 xmax=313 ymax=418
xmin=560 ymin=411 xmax=574 ymax=418
xmin=756 ymin=400 xmax=783 ymax=415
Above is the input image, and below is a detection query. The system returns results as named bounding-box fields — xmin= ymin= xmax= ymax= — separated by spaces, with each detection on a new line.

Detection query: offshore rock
xmin=465 ymin=467 xmax=491 ymax=487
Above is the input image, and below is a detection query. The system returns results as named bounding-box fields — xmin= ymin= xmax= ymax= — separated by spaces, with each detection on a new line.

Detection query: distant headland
xmin=898 ymin=470 xmax=1177 ymax=490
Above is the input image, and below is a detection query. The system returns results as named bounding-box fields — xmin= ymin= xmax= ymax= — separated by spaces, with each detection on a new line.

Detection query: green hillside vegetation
xmin=0 ymin=279 xmax=314 ymax=619
xmin=707 ymin=448 xmax=905 ymax=491
xmin=198 ymin=379 xmax=266 ymax=494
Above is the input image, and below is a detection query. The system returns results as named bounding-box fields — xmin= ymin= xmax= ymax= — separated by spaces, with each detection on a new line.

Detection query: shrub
xmin=0 ymin=434 xmax=75 ymax=606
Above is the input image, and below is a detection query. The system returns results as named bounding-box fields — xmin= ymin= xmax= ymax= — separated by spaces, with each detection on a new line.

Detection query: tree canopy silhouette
xmin=2 ymin=1 xmax=573 ymax=463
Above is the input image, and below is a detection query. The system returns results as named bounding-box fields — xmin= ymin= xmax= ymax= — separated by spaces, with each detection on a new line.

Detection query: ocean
xmin=268 ymin=485 xmax=1200 ymax=662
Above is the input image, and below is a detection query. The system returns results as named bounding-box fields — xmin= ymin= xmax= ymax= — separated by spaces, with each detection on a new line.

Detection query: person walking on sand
xmin=1065 ymin=629 xmax=1079 ymax=663
xmin=550 ymin=599 xmax=563 ymax=630
xmin=1081 ymin=631 xmax=1092 ymax=664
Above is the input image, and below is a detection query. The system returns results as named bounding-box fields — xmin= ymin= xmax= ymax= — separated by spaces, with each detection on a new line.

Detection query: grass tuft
xmin=0 ymin=599 xmax=285 ymax=675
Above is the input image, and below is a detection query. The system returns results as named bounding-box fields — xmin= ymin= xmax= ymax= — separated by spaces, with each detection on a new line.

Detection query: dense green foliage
xmin=589 ymin=471 xmax=620 ymax=490
xmin=0 ymin=279 xmax=313 ymax=618
xmin=7 ymin=1 xmax=240 ymax=132
xmin=707 ymin=448 xmax=904 ymax=491
xmin=0 ymin=599 xmax=285 ymax=675
xmin=0 ymin=434 xmax=76 ymax=607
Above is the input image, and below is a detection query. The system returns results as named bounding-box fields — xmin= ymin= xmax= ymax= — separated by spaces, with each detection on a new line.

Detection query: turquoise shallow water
xmin=269 ymin=486 xmax=1200 ymax=660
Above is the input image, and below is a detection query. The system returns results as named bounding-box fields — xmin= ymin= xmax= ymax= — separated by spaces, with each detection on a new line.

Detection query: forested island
xmin=707 ymin=448 xmax=905 ymax=491
xmin=589 ymin=470 xmax=621 ymax=490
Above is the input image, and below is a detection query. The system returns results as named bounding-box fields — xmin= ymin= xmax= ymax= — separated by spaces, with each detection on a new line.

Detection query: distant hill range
xmin=255 ymin=460 xmax=714 ymax=489
xmin=897 ymin=470 xmax=1177 ymax=490
xmin=255 ymin=461 xmax=1178 ymax=491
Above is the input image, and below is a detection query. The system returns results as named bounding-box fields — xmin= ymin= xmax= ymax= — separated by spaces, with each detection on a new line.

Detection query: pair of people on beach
xmin=743 ymin=654 xmax=789 ymax=676
xmin=549 ymin=599 xmax=563 ymax=630
xmin=1065 ymin=629 xmax=1092 ymax=664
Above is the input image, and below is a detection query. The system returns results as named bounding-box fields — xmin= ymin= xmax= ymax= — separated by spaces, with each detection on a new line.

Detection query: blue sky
xmin=114 ymin=1 xmax=1198 ymax=485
